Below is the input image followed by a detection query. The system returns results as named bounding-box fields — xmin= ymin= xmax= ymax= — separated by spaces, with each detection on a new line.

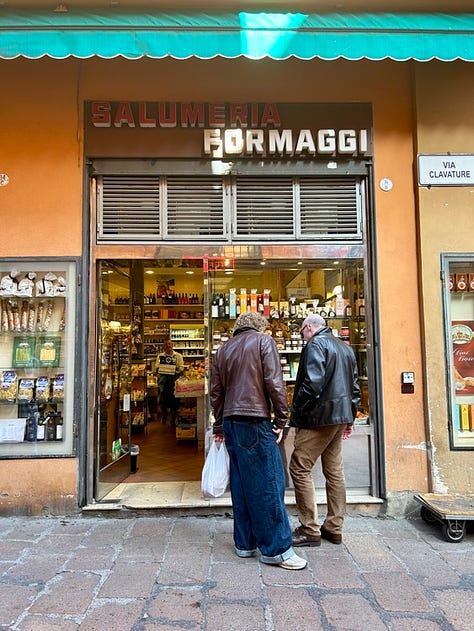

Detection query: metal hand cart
xmin=414 ymin=493 xmax=474 ymax=543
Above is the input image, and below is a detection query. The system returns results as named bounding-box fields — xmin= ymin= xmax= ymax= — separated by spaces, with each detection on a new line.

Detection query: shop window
xmin=0 ymin=259 xmax=78 ymax=458
xmin=443 ymin=255 xmax=474 ymax=450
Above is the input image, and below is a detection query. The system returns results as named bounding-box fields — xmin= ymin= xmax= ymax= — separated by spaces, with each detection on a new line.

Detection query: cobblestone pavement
xmin=0 ymin=510 xmax=472 ymax=630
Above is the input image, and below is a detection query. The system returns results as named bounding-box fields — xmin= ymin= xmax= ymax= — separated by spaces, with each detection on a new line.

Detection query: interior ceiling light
xmin=54 ymin=3 xmax=68 ymax=12
xmin=145 ymin=270 xmax=154 ymax=275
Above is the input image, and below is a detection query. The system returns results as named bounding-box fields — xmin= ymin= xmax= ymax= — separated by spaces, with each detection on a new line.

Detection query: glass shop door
xmin=95 ymin=260 xmax=133 ymax=500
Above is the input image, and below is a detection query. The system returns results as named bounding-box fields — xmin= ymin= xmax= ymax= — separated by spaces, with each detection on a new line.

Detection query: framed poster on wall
xmin=444 ymin=255 xmax=474 ymax=449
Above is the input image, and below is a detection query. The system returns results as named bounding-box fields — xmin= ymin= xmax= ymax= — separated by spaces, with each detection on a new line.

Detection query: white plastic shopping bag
xmin=201 ymin=440 xmax=230 ymax=498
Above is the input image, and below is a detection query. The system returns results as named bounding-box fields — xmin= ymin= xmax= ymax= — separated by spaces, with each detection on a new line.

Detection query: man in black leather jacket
xmin=289 ymin=313 xmax=361 ymax=547
xmin=211 ymin=311 xmax=307 ymax=570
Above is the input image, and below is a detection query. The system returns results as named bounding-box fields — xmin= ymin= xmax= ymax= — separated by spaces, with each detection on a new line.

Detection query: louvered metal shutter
xmin=96 ymin=171 xmax=362 ymax=243
xmin=298 ymin=177 xmax=361 ymax=238
xmin=98 ymin=175 xmax=161 ymax=241
xmin=165 ymin=176 xmax=226 ymax=240
xmin=234 ymin=177 xmax=294 ymax=239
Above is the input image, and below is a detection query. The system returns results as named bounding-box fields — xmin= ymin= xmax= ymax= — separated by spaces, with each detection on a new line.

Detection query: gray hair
xmin=233 ymin=311 xmax=268 ymax=333
xmin=303 ymin=313 xmax=326 ymax=331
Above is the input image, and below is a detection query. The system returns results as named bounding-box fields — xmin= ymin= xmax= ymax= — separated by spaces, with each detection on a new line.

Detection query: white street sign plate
xmin=418 ymin=154 xmax=474 ymax=186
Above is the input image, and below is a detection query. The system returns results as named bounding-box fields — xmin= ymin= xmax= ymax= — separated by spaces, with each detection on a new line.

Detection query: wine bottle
xmin=55 ymin=414 xmax=64 ymax=441
xmin=289 ymin=296 xmax=297 ymax=316
xmin=36 ymin=414 xmax=46 ymax=441
xmin=211 ymin=294 xmax=218 ymax=318
xmin=25 ymin=414 xmax=37 ymax=442
xmin=45 ymin=414 xmax=56 ymax=441
xmin=218 ymin=294 xmax=225 ymax=318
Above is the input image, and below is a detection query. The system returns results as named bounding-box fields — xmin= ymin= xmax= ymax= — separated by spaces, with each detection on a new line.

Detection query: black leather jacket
xmin=290 ymin=326 xmax=361 ymax=429
xmin=211 ymin=326 xmax=288 ymax=434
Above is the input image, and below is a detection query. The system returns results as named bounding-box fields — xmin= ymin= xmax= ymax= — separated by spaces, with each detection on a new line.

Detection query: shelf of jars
xmin=210 ymin=313 xmax=365 ymax=351
xmin=172 ymin=348 xmax=205 ymax=359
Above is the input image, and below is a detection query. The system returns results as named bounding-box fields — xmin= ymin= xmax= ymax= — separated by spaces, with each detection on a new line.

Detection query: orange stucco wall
xmin=415 ymin=61 xmax=474 ymax=495
xmin=0 ymin=59 xmax=83 ymax=257
xmin=0 ymin=458 xmax=77 ymax=515
xmin=0 ymin=56 xmax=429 ymax=513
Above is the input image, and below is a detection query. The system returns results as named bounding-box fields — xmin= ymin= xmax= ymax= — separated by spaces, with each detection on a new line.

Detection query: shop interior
xmin=97 ymin=256 xmax=369 ymax=498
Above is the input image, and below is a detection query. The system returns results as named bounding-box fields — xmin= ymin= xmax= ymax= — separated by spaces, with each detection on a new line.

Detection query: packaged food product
xmin=1 ymin=300 xmax=8 ymax=331
xmin=36 ymin=301 xmax=45 ymax=331
xmin=35 ymin=376 xmax=51 ymax=402
xmin=42 ymin=301 xmax=54 ymax=331
xmin=39 ymin=340 xmax=56 ymax=363
xmin=15 ymin=339 xmax=33 ymax=365
xmin=51 ymin=374 xmax=65 ymax=401
xmin=18 ymin=378 xmax=35 ymax=401
xmin=17 ymin=272 xmax=36 ymax=297
xmin=20 ymin=300 xmax=29 ymax=332
xmin=11 ymin=301 xmax=21 ymax=332
xmin=27 ymin=302 xmax=36 ymax=332
xmin=0 ymin=370 xmax=18 ymax=402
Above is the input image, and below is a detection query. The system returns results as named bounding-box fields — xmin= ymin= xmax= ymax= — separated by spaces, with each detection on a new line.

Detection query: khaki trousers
xmin=289 ymin=424 xmax=346 ymax=536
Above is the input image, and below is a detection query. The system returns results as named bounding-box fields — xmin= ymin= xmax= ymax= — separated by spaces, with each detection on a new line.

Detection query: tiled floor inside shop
xmin=98 ymin=417 xmax=232 ymax=509
xmin=125 ymin=418 xmax=204 ymax=483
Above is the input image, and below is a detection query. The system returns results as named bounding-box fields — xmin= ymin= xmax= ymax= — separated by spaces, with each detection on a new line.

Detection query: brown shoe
xmin=292 ymin=526 xmax=321 ymax=547
xmin=320 ymin=525 xmax=342 ymax=545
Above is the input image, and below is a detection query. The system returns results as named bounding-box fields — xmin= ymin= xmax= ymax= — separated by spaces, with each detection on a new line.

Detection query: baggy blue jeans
xmin=223 ymin=417 xmax=294 ymax=564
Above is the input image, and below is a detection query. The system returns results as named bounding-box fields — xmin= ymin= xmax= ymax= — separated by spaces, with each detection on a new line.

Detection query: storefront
xmin=0 ymin=6 xmax=473 ymax=515
xmin=86 ymin=100 xmax=380 ymax=505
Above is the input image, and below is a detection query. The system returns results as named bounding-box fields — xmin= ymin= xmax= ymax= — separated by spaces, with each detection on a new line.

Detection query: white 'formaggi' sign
xmin=418 ymin=154 xmax=474 ymax=186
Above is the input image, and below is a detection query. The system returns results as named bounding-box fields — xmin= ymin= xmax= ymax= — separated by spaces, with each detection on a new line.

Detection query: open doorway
xmin=96 ymin=258 xmax=206 ymax=497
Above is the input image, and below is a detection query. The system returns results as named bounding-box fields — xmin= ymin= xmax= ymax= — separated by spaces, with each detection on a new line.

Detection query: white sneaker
xmin=278 ymin=553 xmax=307 ymax=570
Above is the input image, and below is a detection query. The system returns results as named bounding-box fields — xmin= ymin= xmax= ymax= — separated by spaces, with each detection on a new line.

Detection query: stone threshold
xmin=83 ymin=481 xmax=384 ymax=513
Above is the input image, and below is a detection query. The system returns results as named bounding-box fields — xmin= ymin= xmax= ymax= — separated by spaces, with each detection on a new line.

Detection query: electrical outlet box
xmin=401 ymin=371 xmax=415 ymax=385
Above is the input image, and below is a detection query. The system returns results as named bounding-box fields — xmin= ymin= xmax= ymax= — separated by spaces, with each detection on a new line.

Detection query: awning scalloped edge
xmin=1 ymin=10 xmax=474 ymax=62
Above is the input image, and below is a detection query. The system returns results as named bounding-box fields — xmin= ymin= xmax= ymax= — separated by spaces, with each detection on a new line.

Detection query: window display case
xmin=0 ymin=259 xmax=78 ymax=457
xmin=443 ymin=255 xmax=474 ymax=450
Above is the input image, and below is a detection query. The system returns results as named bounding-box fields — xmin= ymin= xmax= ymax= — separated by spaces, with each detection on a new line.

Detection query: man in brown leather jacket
xmin=211 ymin=311 xmax=307 ymax=570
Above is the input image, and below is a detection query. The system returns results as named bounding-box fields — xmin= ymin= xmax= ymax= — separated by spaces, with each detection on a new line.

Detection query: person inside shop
xmin=210 ymin=311 xmax=307 ymax=571
xmin=289 ymin=313 xmax=361 ymax=547
xmin=155 ymin=339 xmax=185 ymax=427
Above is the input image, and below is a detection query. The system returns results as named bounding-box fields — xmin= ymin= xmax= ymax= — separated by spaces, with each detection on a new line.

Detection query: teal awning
xmin=1 ymin=10 xmax=474 ymax=62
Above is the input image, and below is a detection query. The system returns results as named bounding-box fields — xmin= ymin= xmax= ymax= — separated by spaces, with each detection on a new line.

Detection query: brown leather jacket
xmin=210 ymin=326 xmax=288 ymax=434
